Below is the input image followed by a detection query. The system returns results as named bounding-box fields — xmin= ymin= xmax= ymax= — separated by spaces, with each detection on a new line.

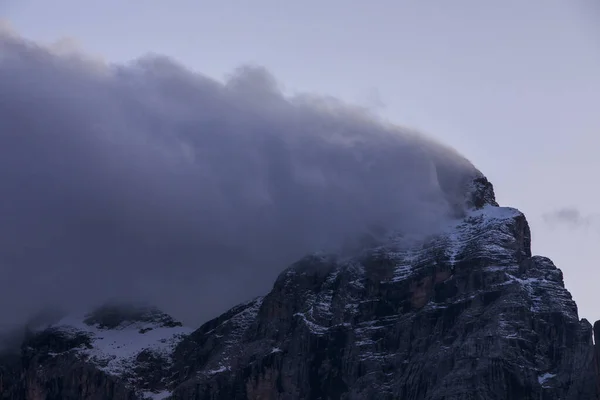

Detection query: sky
xmin=1 ymin=0 xmax=599 ymax=324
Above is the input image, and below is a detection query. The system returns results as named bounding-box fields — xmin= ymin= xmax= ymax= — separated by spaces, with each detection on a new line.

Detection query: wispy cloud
xmin=542 ymin=207 xmax=598 ymax=230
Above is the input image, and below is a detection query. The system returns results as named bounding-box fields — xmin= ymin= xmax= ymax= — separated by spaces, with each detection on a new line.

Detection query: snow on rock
xmin=27 ymin=304 xmax=193 ymax=398
xmin=142 ymin=390 xmax=173 ymax=400
xmin=293 ymin=312 xmax=329 ymax=335
xmin=538 ymin=372 xmax=556 ymax=386
xmin=277 ymin=204 xmax=530 ymax=340
xmin=382 ymin=204 xmax=525 ymax=284
xmin=205 ymin=365 xmax=231 ymax=375
xmin=44 ymin=313 xmax=192 ymax=376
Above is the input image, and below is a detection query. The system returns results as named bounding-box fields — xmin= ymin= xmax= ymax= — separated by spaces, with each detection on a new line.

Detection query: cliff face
xmin=1 ymin=177 xmax=598 ymax=400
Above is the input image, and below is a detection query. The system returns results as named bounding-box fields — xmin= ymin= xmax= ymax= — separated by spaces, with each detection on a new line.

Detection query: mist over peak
xmin=0 ymin=31 xmax=481 ymax=329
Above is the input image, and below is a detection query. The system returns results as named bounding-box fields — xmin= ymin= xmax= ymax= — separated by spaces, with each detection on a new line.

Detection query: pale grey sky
xmin=2 ymin=1 xmax=599 ymax=322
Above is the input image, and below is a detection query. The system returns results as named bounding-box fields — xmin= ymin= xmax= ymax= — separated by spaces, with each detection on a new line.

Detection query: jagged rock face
xmin=1 ymin=178 xmax=597 ymax=399
xmin=467 ymin=175 xmax=498 ymax=209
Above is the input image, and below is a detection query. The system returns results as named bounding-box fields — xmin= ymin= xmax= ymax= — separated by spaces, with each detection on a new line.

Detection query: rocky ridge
xmin=1 ymin=175 xmax=598 ymax=399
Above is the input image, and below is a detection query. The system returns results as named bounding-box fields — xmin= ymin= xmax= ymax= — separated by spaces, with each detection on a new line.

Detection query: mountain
xmin=1 ymin=176 xmax=598 ymax=400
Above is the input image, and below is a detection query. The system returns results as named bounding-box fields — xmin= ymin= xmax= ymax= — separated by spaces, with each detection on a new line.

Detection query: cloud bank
xmin=0 ymin=30 xmax=480 ymax=329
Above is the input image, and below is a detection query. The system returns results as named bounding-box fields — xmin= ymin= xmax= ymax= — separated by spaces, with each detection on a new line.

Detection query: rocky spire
xmin=466 ymin=174 xmax=499 ymax=209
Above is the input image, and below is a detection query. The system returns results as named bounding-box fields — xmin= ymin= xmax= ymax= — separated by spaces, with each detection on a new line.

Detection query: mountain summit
xmin=1 ymin=176 xmax=597 ymax=400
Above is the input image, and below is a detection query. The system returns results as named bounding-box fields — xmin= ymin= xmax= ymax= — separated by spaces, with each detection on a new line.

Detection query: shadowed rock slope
xmin=1 ymin=177 xmax=598 ymax=399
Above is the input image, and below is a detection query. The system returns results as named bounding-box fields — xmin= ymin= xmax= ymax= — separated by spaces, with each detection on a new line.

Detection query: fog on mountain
xmin=0 ymin=30 xmax=480 ymax=329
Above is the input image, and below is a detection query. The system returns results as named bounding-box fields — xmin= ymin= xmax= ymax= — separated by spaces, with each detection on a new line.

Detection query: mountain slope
xmin=1 ymin=176 xmax=597 ymax=399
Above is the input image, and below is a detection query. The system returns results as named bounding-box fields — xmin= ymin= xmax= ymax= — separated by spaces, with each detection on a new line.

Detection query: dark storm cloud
xmin=0 ymin=30 xmax=480 ymax=329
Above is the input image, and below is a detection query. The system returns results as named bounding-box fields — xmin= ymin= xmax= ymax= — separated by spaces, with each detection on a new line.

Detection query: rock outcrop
xmin=1 ymin=177 xmax=598 ymax=399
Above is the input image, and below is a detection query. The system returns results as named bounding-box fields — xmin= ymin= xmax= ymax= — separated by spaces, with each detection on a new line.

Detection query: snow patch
xmin=538 ymin=372 xmax=556 ymax=386
xmin=44 ymin=315 xmax=193 ymax=377
xmin=294 ymin=312 xmax=328 ymax=335
xmin=142 ymin=390 xmax=172 ymax=400
xmin=206 ymin=365 xmax=231 ymax=375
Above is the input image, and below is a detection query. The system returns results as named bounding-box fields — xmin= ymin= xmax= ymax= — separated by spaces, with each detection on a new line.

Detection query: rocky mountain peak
xmin=161 ymin=197 xmax=591 ymax=399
